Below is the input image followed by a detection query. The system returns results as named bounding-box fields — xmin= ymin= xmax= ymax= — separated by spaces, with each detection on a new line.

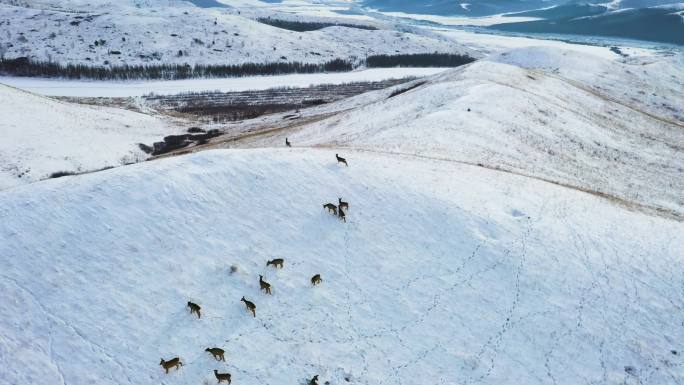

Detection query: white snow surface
xmin=0 ymin=148 xmax=682 ymax=385
xmin=0 ymin=84 xmax=175 ymax=189
xmin=0 ymin=67 xmax=448 ymax=97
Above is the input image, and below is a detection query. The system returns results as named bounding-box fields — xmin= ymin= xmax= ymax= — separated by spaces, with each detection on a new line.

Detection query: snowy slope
xmin=0 ymin=1 xmax=474 ymax=67
xmin=1 ymin=148 xmax=682 ymax=385
xmin=490 ymin=46 xmax=684 ymax=124
xmin=0 ymin=84 xmax=176 ymax=189
xmin=236 ymin=47 xmax=683 ymax=218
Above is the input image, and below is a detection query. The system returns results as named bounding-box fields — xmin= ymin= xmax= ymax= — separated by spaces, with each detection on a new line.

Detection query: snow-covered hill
xmin=0 ymin=84 xmax=177 ymax=189
xmin=0 ymin=1 xmax=473 ymax=68
xmin=232 ymin=47 xmax=683 ymax=219
xmin=1 ymin=148 xmax=682 ymax=385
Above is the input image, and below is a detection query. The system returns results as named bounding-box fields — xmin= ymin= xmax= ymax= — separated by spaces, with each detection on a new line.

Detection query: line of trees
xmin=366 ymin=53 xmax=476 ymax=68
xmin=0 ymin=57 xmax=353 ymax=80
xmin=0 ymin=53 xmax=476 ymax=80
xmin=256 ymin=18 xmax=377 ymax=32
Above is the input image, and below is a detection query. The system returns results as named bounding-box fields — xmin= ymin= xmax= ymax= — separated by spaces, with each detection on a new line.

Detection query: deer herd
xmin=160 ymin=151 xmax=350 ymax=384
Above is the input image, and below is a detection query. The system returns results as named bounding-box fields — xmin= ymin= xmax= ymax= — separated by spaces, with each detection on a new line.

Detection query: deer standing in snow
xmin=205 ymin=347 xmax=225 ymax=361
xmin=323 ymin=203 xmax=338 ymax=215
xmin=241 ymin=296 xmax=256 ymax=317
xmin=267 ymin=258 xmax=284 ymax=268
xmin=338 ymin=197 xmax=348 ymax=211
xmin=214 ymin=369 xmax=231 ymax=383
xmin=336 ymin=154 xmax=348 ymax=166
xmin=187 ymin=301 xmax=201 ymax=319
xmin=160 ymin=357 xmax=182 ymax=373
xmin=259 ymin=275 xmax=272 ymax=295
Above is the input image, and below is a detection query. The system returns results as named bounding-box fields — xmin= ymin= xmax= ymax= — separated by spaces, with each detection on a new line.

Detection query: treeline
xmin=178 ymin=103 xmax=303 ymax=123
xmin=0 ymin=57 xmax=353 ymax=80
xmin=0 ymin=53 xmax=475 ymax=80
xmin=256 ymin=18 xmax=377 ymax=32
xmin=366 ymin=53 xmax=475 ymax=68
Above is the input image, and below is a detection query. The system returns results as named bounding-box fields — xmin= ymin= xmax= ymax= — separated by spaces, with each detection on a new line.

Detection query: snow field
xmin=0 ymin=148 xmax=682 ymax=385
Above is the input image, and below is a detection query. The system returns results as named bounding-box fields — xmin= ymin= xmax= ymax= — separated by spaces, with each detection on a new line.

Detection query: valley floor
xmin=0 ymin=68 xmax=447 ymax=98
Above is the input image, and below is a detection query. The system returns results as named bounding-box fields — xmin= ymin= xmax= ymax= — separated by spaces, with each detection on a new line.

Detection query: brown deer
xmin=205 ymin=347 xmax=225 ymax=361
xmin=336 ymin=154 xmax=348 ymax=166
xmin=160 ymin=357 xmax=182 ymax=373
xmin=187 ymin=301 xmax=201 ymax=319
xmin=266 ymin=258 xmax=284 ymax=268
xmin=338 ymin=197 xmax=349 ymax=211
xmin=338 ymin=206 xmax=346 ymax=222
xmin=309 ymin=374 xmax=319 ymax=385
xmin=259 ymin=275 xmax=272 ymax=295
xmin=241 ymin=296 xmax=256 ymax=317
xmin=311 ymin=274 xmax=322 ymax=286
xmin=214 ymin=369 xmax=231 ymax=384
xmin=323 ymin=203 xmax=337 ymax=215
xmin=285 ymin=138 xmax=291 ymax=147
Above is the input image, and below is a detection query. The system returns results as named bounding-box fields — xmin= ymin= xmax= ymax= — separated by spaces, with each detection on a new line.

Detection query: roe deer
xmin=187 ymin=301 xmax=201 ymax=319
xmin=323 ymin=203 xmax=337 ymax=215
xmin=338 ymin=198 xmax=348 ymax=211
xmin=259 ymin=275 xmax=272 ymax=295
xmin=160 ymin=357 xmax=182 ymax=373
xmin=336 ymin=154 xmax=348 ymax=166
xmin=214 ymin=369 xmax=231 ymax=384
xmin=205 ymin=347 xmax=225 ymax=361
xmin=241 ymin=296 xmax=256 ymax=317
xmin=267 ymin=258 xmax=284 ymax=268
xmin=285 ymin=138 xmax=291 ymax=147
xmin=311 ymin=274 xmax=322 ymax=286
xmin=309 ymin=374 xmax=319 ymax=385
xmin=338 ymin=206 xmax=346 ymax=222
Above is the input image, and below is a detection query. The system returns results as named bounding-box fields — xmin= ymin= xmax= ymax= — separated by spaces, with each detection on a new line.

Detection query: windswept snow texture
xmin=0 ymin=84 xmax=173 ymax=189
xmin=239 ymin=48 xmax=684 ymax=218
xmin=0 ymin=148 xmax=682 ymax=385
xmin=0 ymin=2 xmax=473 ymax=68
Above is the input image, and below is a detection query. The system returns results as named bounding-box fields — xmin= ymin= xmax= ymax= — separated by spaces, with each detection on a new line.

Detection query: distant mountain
xmin=505 ymin=2 xmax=607 ymax=18
xmin=362 ymin=0 xmax=566 ymax=16
xmin=611 ymin=0 xmax=684 ymax=8
xmin=491 ymin=3 xmax=684 ymax=45
xmin=184 ymin=0 xmax=228 ymax=8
